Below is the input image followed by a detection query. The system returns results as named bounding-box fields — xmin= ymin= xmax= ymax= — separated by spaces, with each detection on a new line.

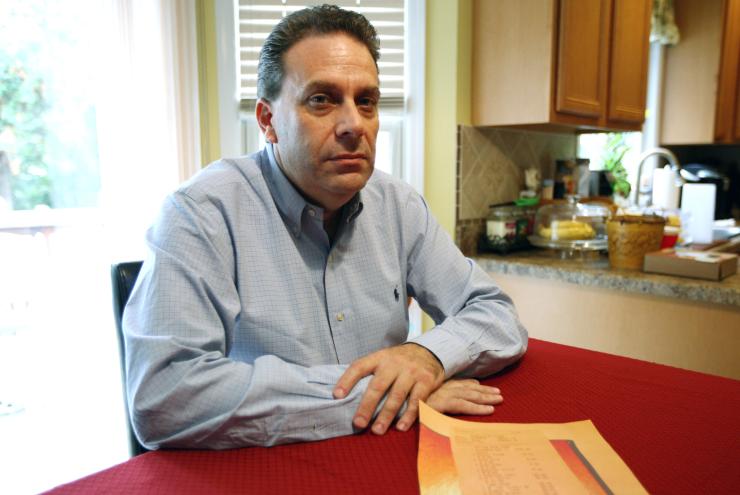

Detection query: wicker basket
xmin=606 ymin=215 xmax=666 ymax=270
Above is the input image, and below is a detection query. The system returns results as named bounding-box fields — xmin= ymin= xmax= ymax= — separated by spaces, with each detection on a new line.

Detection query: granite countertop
xmin=473 ymin=249 xmax=740 ymax=307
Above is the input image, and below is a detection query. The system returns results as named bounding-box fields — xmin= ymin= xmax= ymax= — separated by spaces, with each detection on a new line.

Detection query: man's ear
xmin=256 ymin=98 xmax=278 ymax=143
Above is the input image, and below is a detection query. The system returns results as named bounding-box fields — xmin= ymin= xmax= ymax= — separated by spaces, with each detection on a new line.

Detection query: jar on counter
xmin=480 ymin=204 xmax=535 ymax=254
xmin=487 ymin=205 xmax=518 ymax=241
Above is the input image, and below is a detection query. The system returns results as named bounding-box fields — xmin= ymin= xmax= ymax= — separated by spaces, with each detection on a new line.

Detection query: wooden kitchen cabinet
xmin=661 ymin=0 xmax=740 ymax=144
xmin=608 ymin=0 xmax=654 ymax=123
xmin=472 ymin=0 xmax=652 ymax=132
xmin=554 ymin=0 xmax=610 ymax=120
xmin=715 ymin=0 xmax=740 ymax=142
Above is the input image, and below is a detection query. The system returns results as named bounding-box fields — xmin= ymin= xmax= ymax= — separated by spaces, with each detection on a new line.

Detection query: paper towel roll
xmin=651 ymin=167 xmax=680 ymax=209
xmin=681 ymin=183 xmax=716 ymax=244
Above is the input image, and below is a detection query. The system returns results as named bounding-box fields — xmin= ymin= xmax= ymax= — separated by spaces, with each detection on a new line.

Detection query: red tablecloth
xmin=45 ymin=339 xmax=740 ymax=494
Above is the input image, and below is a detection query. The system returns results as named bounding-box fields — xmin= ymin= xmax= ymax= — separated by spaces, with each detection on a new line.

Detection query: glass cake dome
xmin=529 ymin=197 xmax=612 ymax=250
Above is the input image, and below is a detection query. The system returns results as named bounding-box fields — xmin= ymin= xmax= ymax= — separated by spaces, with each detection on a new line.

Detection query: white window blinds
xmin=237 ymin=0 xmax=405 ymax=101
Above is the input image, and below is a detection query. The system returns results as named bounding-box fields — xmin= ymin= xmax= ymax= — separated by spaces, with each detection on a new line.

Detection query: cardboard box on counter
xmin=643 ymin=249 xmax=738 ymax=281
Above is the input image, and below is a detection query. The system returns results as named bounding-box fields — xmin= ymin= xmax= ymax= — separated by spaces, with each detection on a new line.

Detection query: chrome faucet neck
xmin=634 ymin=147 xmax=682 ymax=206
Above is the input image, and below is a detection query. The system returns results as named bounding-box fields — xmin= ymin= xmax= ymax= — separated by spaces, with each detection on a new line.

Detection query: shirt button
xmin=336 ymin=312 xmax=345 ymax=321
xmin=308 ymin=209 xmax=316 ymax=217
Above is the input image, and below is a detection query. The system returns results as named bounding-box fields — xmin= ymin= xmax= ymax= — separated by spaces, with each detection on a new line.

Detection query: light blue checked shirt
xmin=123 ymin=144 xmax=527 ymax=449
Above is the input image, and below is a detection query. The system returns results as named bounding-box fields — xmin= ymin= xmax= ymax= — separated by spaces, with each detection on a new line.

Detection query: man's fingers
xmin=451 ymin=400 xmax=496 ymax=416
xmin=395 ymin=398 xmax=418 ymax=432
xmin=395 ymin=382 xmax=502 ymax=429
xmin=352 ymin=371 xmax=394 ymax=429
xmin=454 ymin=387 xmax=503 ymax=405
xmin=445 ymin=380 xmax=500 ymax=396
xmin=467 ymin=391 xmax=503 ymax=405
xmin=334 ymin=355 xmax=377 ymax=399
xmin=341 ymin=344 xmax=447 ymax=433
xmin=371 ymin=375 xmax=415 ymax=434
xmin=476 ymin=385 xmax=501 ymax=395
xmin=395 ymin=382 xmax=430 ymax=432
xmin=426 ymin=379 xmax=506 ymax=416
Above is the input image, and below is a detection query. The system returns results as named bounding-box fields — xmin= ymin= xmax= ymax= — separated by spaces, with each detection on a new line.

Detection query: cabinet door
xmin=554 ymin=0 xmax=611 ymax=119
xmin=660 ymin=0 xmax=724 ymax=145
xmin=715 ymin=0 xmax=740 ymax=142
xmin=735 ymin=64 xmax=740 ymax=142
xmin=607 ymin=0 xmax=652 ymax=124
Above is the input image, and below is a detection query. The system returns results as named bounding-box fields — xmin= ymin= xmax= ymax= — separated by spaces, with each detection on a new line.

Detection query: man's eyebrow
xmin=363 ymin=87 xmax=381 ymax=100
xmin=301 ymin=80 xmax=380 ymax=99
xmin=300 ymin=81 xmax=336 ymax=96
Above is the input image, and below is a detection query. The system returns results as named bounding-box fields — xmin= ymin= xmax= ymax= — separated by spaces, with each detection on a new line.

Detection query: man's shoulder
xmin=364 ymin=169 xmax=419 ymax=204
xmin=176 ymin=150 xmax=267 ymax=202
xmin=362 ymin=170 xmax=429 ymax=223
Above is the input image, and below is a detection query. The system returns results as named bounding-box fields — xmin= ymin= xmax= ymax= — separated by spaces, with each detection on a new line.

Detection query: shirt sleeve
xmin=123 ymin=192 xmax=371 ymax=449
xmin=403 ymin=191 xmax=528 ymax=379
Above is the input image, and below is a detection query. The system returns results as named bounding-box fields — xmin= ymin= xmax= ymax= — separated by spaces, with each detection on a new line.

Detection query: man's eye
xmin=309 ymin=95 xmax=331 ymax=106
xmin=358 ymin=97 xmax=378 ymax=109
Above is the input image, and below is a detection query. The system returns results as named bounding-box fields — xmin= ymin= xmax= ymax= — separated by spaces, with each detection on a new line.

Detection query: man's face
xmin=259 ymin=33 xmax=380 ymax=213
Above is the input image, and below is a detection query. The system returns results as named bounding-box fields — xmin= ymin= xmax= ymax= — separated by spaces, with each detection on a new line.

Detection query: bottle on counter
xmin=554 ymin=159 xmax=576 ymax=199
xmin=541 ymin=179 xmax=554 ymax=200
xmin=575 ymin=158 xmax=591 ymax=197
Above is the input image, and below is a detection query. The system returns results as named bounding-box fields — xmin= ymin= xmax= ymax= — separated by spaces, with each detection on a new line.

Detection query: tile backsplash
xmin=455 ymin=126 xmax=577 ymax=254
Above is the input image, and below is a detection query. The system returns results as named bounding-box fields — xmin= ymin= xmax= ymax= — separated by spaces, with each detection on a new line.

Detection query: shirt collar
xmin=264 ymin=143 xmax=311 ymax=230
xmin=343 ymin=194 xmax=364 ymax=224
xmin=263 ymin=143 xmax=365 ymax=229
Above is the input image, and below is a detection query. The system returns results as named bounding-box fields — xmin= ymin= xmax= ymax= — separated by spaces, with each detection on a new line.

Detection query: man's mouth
xmin=330 ymin=153 xmax=367 ymax=161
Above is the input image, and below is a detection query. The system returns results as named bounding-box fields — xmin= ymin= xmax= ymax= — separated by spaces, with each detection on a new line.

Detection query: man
xmin=124 ymin=5 xmax=527 ymax=449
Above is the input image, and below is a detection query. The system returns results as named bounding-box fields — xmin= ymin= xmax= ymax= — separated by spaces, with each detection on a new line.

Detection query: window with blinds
xmin=237 ymin=0 xmax=405 ymax=102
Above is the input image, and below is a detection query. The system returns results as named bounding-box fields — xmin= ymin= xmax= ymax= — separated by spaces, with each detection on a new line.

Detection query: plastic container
xmin=660 ymin=226 xmax=680 ymax=248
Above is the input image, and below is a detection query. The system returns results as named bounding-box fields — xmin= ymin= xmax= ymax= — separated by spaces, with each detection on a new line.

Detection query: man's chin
xmin=330 ymin=173 xmax=371 ymax=196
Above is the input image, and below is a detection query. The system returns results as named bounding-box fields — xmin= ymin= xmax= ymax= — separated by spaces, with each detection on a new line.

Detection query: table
xmin=44 ymin=339 xmax=740 ymax=494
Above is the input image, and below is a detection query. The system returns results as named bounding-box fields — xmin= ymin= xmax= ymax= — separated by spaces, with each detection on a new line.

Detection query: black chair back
xmin=110 ymin=261 xmax=148 ymax=456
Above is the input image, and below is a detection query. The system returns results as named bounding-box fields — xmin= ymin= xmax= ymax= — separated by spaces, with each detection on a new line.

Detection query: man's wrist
xmin=402 ymin=342 xmax=445 ymax=375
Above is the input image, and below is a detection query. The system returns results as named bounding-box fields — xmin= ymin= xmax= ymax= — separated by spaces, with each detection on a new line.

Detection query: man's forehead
xmin=282 ymin=32 xmax=378 ymax=78
xmin=283 ymin=33 xmax=380 ymax=94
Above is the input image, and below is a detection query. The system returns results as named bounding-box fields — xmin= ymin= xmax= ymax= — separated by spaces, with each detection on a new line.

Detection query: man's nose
xmin=335 ymin=101 xmax=365 ymax=139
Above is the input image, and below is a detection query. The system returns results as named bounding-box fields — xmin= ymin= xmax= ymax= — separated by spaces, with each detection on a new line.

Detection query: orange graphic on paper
xmin=417 ymin=424 xmax=461 ymax=494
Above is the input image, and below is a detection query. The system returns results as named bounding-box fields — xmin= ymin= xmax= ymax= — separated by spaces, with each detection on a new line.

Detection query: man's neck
xmin=323 ymin=209 xmax=341 ymax=242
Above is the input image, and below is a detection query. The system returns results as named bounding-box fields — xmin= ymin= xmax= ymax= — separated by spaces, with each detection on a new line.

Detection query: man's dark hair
xmin=257 ymin=4 xmax=380 ymax=100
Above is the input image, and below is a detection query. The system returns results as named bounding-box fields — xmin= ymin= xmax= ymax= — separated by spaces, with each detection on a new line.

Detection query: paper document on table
xmin=417 ymin=402 xmax=648 ymax=495
xmin=451 ymin=428 xmax=590 ymax=495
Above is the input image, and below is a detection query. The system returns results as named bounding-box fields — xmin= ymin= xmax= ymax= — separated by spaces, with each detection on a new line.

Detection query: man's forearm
xmin=127 ymin=347 xmax=372 ymax=449
xmin=404 ymin=192 xmax=528 ymax=380
xmin=410 ymin=286 xmax=527 ymax=380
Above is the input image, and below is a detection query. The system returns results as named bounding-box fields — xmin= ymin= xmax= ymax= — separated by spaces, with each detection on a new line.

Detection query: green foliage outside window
xmin=602 ymin=133 xmax=631 ymax=198
xmin=0 ymin=53 xmax=52 ymax=210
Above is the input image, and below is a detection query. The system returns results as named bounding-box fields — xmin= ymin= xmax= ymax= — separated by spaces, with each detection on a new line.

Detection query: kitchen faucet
xmin=633 ymin=147 xmax=682 ymax=206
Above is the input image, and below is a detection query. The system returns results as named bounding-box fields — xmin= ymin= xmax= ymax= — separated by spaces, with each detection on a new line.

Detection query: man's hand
xmin=426 ymin=379 xmax=503 ymax=415
xmin=333 ymin=343 xmax=445 ymax=435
